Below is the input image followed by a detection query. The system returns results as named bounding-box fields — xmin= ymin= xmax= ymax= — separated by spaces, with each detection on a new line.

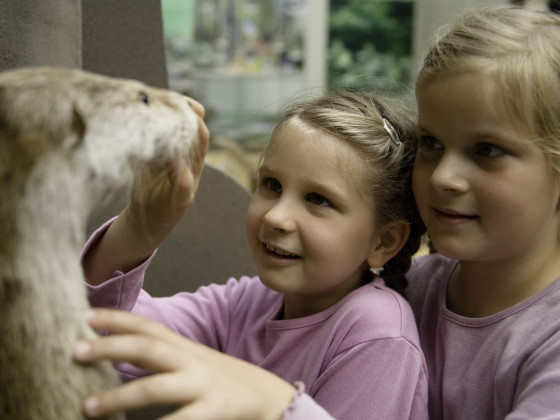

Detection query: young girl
xmin=74 ymin=5 xmax=560 ymax=420
xmin=77 ymin=90 xmax=428 ymax=419
xmin=407 ymin=6 xmax=560 ymax=419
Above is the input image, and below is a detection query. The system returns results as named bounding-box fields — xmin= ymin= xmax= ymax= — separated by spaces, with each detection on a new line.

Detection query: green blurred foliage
xmin=328 ymin=0 xmax=414 ymax=94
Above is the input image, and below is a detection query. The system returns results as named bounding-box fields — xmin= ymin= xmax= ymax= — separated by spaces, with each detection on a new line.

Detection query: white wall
xmin=304 ymin=0 xmax=329 ymax=89
xmin=412 ymin=0 xmax=509 ymax=79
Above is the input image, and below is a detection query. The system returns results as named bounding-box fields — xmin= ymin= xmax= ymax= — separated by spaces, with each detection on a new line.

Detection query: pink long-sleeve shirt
xmin=85 ymin=223 xmax=428 ymax=420
xmin=407 ymin=253 xmax=560 ymax=420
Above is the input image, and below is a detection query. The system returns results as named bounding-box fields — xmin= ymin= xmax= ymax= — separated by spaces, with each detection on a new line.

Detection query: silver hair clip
xmin=383 ymin=118 xmax=401 ymax=146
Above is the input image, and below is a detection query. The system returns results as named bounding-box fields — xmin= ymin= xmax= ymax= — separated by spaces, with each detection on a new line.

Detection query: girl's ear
xmin=367 ymin=219 xmax=410 ymax=269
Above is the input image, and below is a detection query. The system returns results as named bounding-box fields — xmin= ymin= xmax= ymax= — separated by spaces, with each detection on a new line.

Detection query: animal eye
xmin=139 ymin=91 xmax=149 ymax=104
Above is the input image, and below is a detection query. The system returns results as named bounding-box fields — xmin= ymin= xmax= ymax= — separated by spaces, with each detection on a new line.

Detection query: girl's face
xmin=246 ymin=119 xmax=384 ymax=319
xmin=413 ymin=72 xmax=560 ymax=267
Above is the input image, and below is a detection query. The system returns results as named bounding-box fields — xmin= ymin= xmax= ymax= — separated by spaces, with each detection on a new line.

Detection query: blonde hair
xmin=263 ymin=90 xmax=425 ymax=297
xmin=417 ymin=6 xmax=560 ymax=174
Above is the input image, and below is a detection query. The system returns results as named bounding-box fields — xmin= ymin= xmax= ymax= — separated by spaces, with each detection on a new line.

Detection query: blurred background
xmin=160 ymin=0 xmax=558 ymax=190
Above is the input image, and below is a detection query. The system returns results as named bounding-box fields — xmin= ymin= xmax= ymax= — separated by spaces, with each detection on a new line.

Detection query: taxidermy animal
xmin=0 ymin=67 xmax=199 ymax=419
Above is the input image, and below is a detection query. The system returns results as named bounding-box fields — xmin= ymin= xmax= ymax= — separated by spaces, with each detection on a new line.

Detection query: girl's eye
xmin=263 ymin=177 xmax=282 ymax=193
xmin=475 ymin=142 xmax=505 ymax=157
xmin=418 ymin=135 xmax=442 ymax=150
xmin=306 ymin=192 xmax=331 ymax=207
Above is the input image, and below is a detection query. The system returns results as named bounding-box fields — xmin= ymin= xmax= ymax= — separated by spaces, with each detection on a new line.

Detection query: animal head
xmin=0 ymin=66 xmax=200 ymax=212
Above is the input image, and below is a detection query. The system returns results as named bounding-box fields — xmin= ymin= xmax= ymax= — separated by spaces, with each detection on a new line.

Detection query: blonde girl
xmin=408 ymin=6 xmax=560 ymax=419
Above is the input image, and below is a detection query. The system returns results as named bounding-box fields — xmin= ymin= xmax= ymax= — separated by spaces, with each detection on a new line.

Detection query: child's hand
xmin=123 ymin=156 xmax=198 ymax=247
xmin=74 ymin=309 xmax=295 ymax=420
xmin=124 ymin=98 xmax=209 ymax=247
xmin=83 ymin=100 xmax=209 ymax=285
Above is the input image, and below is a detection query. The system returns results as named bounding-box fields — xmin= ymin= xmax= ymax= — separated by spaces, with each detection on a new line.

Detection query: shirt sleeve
xmin=82 ymin=219 xmax=239 ymax=378
xmin=83 ymin=219 xmax=232 ymax=341
xmin=310 ymin=337 xmax=428 ymax=420
xmin=506 ymin=329 xmax=560 ymax=420
xmin=83 ymin=218 xmax=155 ymax=312
xmin=282 ymin=383 xmax=336 ymax=420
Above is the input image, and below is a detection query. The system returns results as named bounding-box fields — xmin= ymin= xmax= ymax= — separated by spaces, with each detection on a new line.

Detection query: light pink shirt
xmin=85 ymin=224 xmax=428 ymax=420
xmin=407 ymin=253 xmax=560 ymax=420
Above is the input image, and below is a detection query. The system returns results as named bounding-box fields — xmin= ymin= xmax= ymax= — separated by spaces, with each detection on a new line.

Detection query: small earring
xmin=370 ymin=266 xmax=384 ymax=275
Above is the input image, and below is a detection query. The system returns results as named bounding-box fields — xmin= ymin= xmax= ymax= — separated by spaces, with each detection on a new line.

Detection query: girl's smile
xmin=432 ymin=206 xmax=478 ymax=227
xmin=246 ymin=118 xmax=384 ymax=319
xmin=262 ymin=241 xmax=300 ymax=261
xmin=414 ymin=71 xmax=560 ymax=296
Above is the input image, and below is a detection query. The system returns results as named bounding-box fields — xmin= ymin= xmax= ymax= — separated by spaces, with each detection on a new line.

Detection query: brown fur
xmin=0 ymin=67 xmax=199 ymax=419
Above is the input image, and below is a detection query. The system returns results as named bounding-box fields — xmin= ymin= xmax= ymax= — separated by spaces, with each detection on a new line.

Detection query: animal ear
xmin=69 ymin=106 xmax=86 ymax=148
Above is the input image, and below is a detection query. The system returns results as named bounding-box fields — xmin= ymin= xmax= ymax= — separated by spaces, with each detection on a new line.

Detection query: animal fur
xmin=0 ymin=67 xmax=199 ymax=419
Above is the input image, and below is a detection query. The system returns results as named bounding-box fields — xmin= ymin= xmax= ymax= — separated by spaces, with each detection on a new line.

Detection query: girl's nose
xmin=263 ymin=198 xmax=297 ymax=232
xmin=430 ymin=153 xmax=469 ymax=194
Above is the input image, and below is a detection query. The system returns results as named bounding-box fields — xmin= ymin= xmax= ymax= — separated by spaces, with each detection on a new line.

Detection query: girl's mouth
xmin=264 ymin=243 xmax=300 ymax=259
xmin=433 ymin=207 xmax=478 ymax=225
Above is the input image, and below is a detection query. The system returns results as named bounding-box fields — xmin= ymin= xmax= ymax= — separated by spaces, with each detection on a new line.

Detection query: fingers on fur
xmin=83 ymin=373 xmax=192 ymax=417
